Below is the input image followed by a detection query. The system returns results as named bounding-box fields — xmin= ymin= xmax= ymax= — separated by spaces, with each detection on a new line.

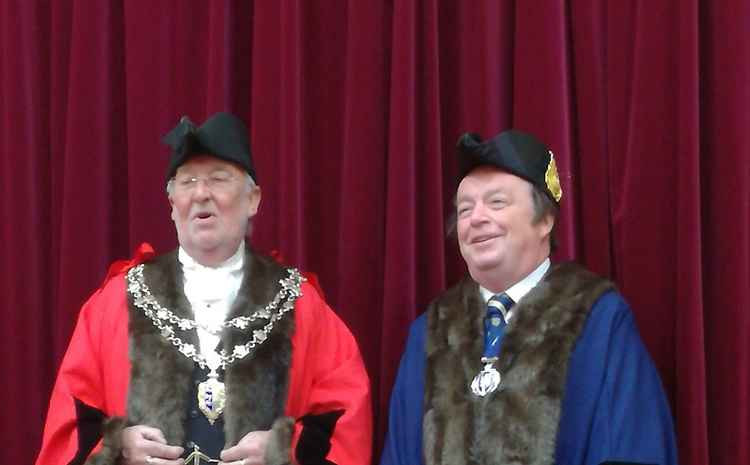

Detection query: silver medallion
xmin=470 ymin=363 xmax=501 ymax=397
xmin=197 ymin=372 xmax=226 ymax=425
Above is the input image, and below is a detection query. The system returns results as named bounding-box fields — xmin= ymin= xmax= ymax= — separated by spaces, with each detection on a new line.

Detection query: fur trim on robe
xmin=423 ymin=262 xmax=613 ymax=465
xmin=86 ymin=248 xmax=296 ymax=464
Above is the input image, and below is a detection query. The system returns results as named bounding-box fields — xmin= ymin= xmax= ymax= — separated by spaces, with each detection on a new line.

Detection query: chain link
xmin=126 ymin=264 xmax=304 ymax=371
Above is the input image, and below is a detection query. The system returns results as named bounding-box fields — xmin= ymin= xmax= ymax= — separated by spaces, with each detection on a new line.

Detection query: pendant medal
xmin=471 ymin=362 xmax=501 ymax=397
xmin=197 ymin=371 xmax=226 ymax=425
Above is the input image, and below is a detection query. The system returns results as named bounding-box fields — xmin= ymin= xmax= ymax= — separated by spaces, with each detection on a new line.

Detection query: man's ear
xmin=247 ymin=186 xmax=262 ymax=217
xmin=168 ymin=195 xmax=177 ymax=222
xmin=538 ymin=212 xmax=555 ymax=239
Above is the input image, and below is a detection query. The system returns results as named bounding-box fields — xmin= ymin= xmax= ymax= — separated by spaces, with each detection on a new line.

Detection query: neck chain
xmin=126 ymin=263 xmax=304 ymax=424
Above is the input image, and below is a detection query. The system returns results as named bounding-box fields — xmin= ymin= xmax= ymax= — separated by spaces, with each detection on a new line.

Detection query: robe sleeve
xmin=557 ymin=291 xmax=679 ymax=465
xmin=35 ymin=275 xmax=129 ymax=465
xmin=285 ymin=282 xmax=373 ymax=465
xmin=379 ymin=314 xmax=427 ymax=465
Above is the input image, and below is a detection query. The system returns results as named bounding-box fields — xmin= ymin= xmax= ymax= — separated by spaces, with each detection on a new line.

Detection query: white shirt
xmin=479 ymin=258 xmax=551 ymax=323
xmin=178 ymin=242 xmax=245 ymax=370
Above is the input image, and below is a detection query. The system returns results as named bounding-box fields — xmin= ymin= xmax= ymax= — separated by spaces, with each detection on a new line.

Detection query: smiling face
xmin=456 ymin=166 xmax=553 ymax=291
xmin=168 ymin=155 xmax=261 ymax=266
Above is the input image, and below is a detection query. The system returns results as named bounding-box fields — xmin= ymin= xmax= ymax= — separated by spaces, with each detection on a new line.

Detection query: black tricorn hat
xmin=162 ymin=112 xmax=257 ymax=183
xmin=456 ymin=129 xmax=562 ymax=203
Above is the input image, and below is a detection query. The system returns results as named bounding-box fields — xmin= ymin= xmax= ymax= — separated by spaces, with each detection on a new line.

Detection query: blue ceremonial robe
xmin=380 ymin=290 xmax=679 ymax=465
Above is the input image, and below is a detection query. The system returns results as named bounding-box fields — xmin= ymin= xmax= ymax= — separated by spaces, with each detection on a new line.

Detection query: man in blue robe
xmin=380 ymin=130 xmax=678 ymax=465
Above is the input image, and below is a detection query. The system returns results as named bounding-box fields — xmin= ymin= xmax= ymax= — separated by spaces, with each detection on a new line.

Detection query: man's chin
xmin=466 ymin=251 xmax=503 ymax=269
xmin=474 ymin=262 xmax=502 ymax=274
xmin=184 ymin=236 xmax=222 ymax=253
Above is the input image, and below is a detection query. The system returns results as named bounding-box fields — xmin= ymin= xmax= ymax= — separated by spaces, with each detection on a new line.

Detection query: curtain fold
xmin=2 ymin=1 xmax=747 ymax=464
xmin=700 ymin=3 xmax=750 ymax=464
xmin=673 ymin=2 xmax=709 ymax=464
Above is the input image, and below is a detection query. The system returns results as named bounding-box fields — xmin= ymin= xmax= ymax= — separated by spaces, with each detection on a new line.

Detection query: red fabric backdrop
xmin=1 ymin=1 xmax=748 ymax=464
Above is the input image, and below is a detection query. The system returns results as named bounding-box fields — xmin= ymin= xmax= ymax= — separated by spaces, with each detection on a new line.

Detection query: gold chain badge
xmin=545 ymin=151 xmax=563 ymax=202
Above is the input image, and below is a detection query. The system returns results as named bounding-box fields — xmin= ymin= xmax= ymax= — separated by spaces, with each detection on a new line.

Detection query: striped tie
xmin=488 ymin=293 xmax=514 ymax=326
xmin=483 ymin=293 xmax=515 ymax=359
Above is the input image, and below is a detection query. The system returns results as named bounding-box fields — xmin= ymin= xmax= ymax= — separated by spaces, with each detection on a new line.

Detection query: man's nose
xmin=469 ymin=203 xmax=488 ymax=225
xmin=192 ymin=178 xmax=211 ymax=199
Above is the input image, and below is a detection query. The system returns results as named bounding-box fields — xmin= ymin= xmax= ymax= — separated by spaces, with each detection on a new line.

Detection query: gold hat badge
xmin=545 ymin=151 xmax=563 ymax=202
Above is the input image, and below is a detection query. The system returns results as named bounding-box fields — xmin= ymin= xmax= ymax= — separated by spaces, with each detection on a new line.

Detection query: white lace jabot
xmin=178 ymin=242 xmax=245 ymax=368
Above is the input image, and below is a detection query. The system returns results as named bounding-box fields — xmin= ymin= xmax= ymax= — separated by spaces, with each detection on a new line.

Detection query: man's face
xmin=169 ymin=155 xmax=261 ymax=264
xmin=456 ymin=166 xmax=552 ymax=285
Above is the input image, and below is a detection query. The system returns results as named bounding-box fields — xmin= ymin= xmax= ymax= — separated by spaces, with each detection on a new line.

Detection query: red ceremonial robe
xmin=36 ymin=245 xmax=372 ymax=465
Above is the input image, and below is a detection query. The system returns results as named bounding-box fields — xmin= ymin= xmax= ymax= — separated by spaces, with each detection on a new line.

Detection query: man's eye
xmin=211 ymin=174 xmax=232 ymax=183
xmin=179 ymin=177 xmax=195 ymax=186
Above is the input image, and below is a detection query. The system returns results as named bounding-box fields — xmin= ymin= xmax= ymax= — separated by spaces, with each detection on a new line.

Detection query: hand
xmin=121 ymin=425 xmax=185 ymax=465
xmin=219 ymin=430 xmax=271 ymax=465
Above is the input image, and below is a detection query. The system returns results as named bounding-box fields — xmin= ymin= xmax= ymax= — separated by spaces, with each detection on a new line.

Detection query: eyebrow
xmin=456 ymin=187 xmax=508 ymax=203
xmin=483 ymin=189 xmax=510 ymax=199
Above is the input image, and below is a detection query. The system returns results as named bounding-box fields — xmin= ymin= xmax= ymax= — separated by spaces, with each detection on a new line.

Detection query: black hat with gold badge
xmin=456 ymin=130 xmax=562 ymax=203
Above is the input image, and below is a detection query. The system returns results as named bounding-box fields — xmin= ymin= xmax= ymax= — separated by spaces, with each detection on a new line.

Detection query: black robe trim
xmin=295 ymin=410 xmax=345 ymax=465
xmin=66 ymin=399 xmax=106 ymax=465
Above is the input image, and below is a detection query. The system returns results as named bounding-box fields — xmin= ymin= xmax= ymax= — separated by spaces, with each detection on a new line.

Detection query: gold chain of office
xmin=126 ymin=264 xmax=304 ymax=371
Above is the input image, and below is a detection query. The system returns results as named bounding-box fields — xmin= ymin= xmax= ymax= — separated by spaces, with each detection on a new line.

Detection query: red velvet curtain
xmin=2 ymin=1 xmax=748 ymax=464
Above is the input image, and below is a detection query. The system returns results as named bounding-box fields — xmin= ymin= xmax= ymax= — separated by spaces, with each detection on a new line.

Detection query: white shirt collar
xmin=479 ymin=258 xmax=550 ymax=321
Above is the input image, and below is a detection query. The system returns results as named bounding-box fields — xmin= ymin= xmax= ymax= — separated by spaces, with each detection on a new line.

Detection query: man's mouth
xmin=471 ymin=234 xmax=499 ymax=244
xmin=193 ymin=211 xmax=216 ymax=221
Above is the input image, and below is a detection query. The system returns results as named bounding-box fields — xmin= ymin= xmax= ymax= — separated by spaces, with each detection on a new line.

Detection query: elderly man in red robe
xmin=36 ymin=113 xmax=372 ymax=465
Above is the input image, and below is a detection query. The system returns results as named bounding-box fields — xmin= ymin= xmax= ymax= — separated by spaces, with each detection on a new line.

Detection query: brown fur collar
xmin=87 ymin=247 xmax=296 ymax=465
xmin=423 ymin=262 xmax=613 ymax=465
